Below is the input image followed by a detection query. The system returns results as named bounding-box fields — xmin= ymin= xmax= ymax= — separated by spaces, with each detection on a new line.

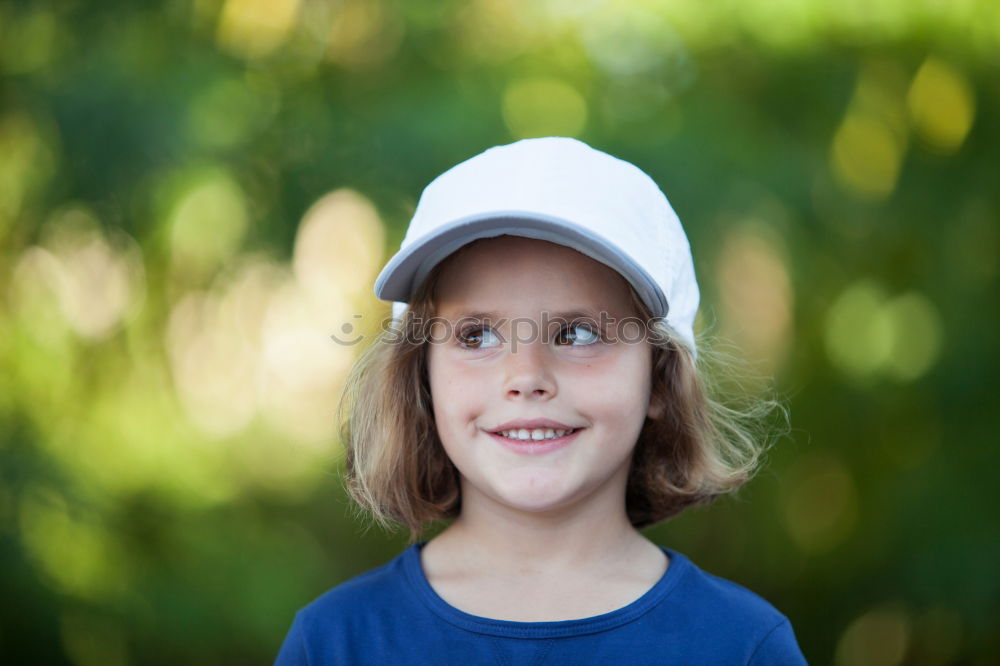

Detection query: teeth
xmin=498 ymin=428 xmax=574 ymax=441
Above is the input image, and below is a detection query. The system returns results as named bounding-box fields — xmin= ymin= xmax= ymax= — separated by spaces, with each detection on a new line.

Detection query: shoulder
xmin=276 ymin=546 xmax=437 ymax=665
xmin=661 ymin=550 xmax=806 ymax=663
xmin=671 ymin=551 xmax=788 ymax=627
xmin=296 ymin=547 xmax=413 ymax=629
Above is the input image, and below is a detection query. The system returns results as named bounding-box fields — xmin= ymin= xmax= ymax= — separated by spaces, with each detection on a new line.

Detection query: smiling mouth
xmin=493 ymin=427 xmax=581 ymax=441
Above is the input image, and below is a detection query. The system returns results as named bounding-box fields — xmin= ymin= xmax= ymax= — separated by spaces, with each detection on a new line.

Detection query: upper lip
xmin=488 ymin=418 xmax=580 ymax=432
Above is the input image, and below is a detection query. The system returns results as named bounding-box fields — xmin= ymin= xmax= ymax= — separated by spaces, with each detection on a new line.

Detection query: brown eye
xmin=555 ymin=324 xmax=600 ymax=346
xmin=458 ymin=326 xmax=500 ymax=349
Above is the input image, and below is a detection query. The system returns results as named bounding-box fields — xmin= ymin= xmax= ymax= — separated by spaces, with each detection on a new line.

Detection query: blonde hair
xmin=341 ymin=261 xmax=782 ymax=541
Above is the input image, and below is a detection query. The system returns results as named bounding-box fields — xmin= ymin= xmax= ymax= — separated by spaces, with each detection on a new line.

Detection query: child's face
xmin=426 ymin=236 xmax=657 ymax=519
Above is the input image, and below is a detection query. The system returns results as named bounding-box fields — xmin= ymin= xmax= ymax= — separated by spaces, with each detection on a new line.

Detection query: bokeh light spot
xmin=258 ymin=280 xmax=354 ymax=445
xmin=84 ymin=358 xmax=240 ymax=507
xmin=824 ymin=280 xmax=893 ymax=379
xmin=9 ymin=246 xmax=73 ymax=348
xmin=783 ymin=452 xmax=858 ymax=553
xmin=187 ymin=75 xmax=281 ymax=149
xmin=453 ymin=0 xmax=536 ymax=63
xmin=716 ymin=223 xmax=794 ymax=374
xmin=830 ymin=111 xmax=902 ymax=201
xmin=38 ymin=206 xmax=146 ymax=341
xmin=907 ymin=57 xmax=975 ymax=154
xmin=166 ymin=290 xmax=260 ymax=437
xmin=216 ymin=0 xmax=301 ymax=60
xmin=578 ymin=4 xmax=680 ymax=77
xmin=502 ymin=77 xmax=588 ymax=139
xmin=168 ymin=168 xmax=248 ymax=279
xmin=835 ymin=605 xmax=911 ymax=666
xmin=825 ymin=282 xmax=942 ymax=383
xmin=883 ymin=292 xmax=942 ymax=381
xmin=0 ymin=111 xmax=57 ymax=230
xmin=293 ymin=189 xmax=386 ymax=304
xmin=18 ymin=487 xmax=127 ymax=601
xmin=853 ymin=59 xmax=910 ymax=139
xmin=326 ymin=0 xmax=404 ymax=69
xmin=165 ymin=257 xmax=288 ymax=440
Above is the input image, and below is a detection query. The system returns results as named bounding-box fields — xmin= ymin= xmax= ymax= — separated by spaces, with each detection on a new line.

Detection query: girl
xmin=275 ymin=137 xmax=807 ymax=664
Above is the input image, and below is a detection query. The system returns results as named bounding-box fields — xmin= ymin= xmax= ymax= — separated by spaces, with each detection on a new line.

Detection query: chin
xmin=485 ymin=474 xmax=585 ymax=514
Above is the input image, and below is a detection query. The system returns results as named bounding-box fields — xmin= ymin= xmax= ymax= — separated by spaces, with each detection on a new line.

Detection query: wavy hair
xmin=340 ymin=261 xmax=783 ymax=541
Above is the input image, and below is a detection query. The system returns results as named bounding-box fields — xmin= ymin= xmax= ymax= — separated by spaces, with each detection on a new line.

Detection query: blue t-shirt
xmin=275 ymin=542 xmax=807 ymax=665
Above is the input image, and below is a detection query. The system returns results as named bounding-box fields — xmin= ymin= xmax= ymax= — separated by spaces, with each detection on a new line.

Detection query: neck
xmin=431 ymin=477 xmax=650 ymax=578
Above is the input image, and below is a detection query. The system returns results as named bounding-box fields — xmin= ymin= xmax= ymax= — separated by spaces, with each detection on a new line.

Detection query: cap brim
xmin=374 ymin=212 xmax=669 ymax=319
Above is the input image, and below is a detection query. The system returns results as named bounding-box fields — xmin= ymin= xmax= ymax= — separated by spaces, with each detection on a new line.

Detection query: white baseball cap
xmin=374 ymin=137 xmax=700 ymax=355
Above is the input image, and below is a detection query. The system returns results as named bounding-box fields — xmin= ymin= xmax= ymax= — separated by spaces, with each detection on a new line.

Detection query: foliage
xmin=1 ymin=0 xmax=998 ymax=663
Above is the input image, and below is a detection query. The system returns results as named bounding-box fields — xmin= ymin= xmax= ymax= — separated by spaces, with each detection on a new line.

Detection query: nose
xmin=502 ymin=339 xmax=557 ymax=401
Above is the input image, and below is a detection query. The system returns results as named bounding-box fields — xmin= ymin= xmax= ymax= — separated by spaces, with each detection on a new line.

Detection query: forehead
xmin=432 ymin=236 xmax=636 ymax=316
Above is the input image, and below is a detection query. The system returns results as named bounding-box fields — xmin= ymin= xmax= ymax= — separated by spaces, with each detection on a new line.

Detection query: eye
xmin=458 ymin=325 xmax=501 ymax=349
xmin=555 ymin=323 xmax=601 ymax=346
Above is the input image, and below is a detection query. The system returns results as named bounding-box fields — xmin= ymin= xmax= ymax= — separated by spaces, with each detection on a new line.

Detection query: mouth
xmin=485 ymin=425 xmax=584 ymax=455
xmin=491 ymin=427 xmax=581 ymax=442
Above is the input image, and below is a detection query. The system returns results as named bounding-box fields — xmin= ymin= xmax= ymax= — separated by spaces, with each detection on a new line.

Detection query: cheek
xmin=426 ymin=353 xmax=454 ymax=426
xmin=568 ymin=349 xmax=652 ymax=394
xmin=427 ymin=353 xmax=487 ymax=432
xmin=428 ymin=357 xmax=463 ymax=403
xmin=568 ymin=352 xmax=653 ymax=427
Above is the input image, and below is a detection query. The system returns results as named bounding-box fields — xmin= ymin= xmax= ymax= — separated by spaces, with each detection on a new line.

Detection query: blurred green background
xmin=1 ymin=0 xmax=998 ymax=663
